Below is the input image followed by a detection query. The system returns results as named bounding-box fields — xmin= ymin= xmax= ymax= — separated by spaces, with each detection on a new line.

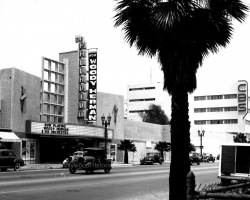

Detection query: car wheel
xmin=140 ymin=162 xmax=144 ymax=165
xmin=104 ymin=169 xmax=110 ymax=173
xmin=197 ymin=162 xmax=200 ymax=165
xmin=159 ymin=161 xmax=162 ymax=165
xmin=69 ymin=164 xmax=76 ymax=174
xmin=14 ymin=163 xmax=21 ymax=171
xmin=0 ymin=168 xmax=7 ymax=172
xmin=151 ymin=160 xmax=154 ymax=165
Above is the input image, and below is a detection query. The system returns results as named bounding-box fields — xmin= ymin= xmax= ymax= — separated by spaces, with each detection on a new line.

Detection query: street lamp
xmin=198 ymin=130 xmax=205 ymax=159
xmin=101 ymin=114 xmax=111 ymax=159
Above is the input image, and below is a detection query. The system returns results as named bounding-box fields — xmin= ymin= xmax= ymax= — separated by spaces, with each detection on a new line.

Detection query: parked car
xmin=69 ymin=148 xmax=112 ymax=174
xmin=140 ymin=152 xmax=163 ymax=165
xmin=0 ymin=149 xmax=25 ymax=171
xmin=203 ymin=153 xmax=215 ymax=163
xmin=189 ymin=152 xmax=200 ymax=165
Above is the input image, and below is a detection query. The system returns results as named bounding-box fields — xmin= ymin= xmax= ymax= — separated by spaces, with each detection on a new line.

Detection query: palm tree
xmin=114 ymin=1 xmax=248 ymax=199
xmin=233 ymin=132 xmax=248 ymax=143
xmin=155 ymin=141 xmax=171 ymax=161
xmin=117 ymin=140 xmax=137 ymax=164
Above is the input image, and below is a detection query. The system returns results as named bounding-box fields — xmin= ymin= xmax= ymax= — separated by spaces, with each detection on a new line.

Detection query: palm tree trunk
xmin=124 ymin=149 xmax=128 ymax=164
xmin=161 ymin=151 xmax=164 ymax=161
xmin=169 ymin=89 xmax=191 ymax=200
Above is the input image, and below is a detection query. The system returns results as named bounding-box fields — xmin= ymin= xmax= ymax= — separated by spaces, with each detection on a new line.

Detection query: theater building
xmin=0 ymin=67 xmax=125 ymax=163
xmin=0 ymin=36 xmax=171 ymax=164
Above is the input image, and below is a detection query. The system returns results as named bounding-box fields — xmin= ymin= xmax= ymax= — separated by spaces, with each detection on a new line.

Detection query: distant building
xmin=125 ymin=82 xmax=171 ymax=121
xmin=189 ymin=80 xmax=250 ymax=156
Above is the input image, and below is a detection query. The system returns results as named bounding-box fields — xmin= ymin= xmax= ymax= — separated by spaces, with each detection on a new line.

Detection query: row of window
xmin=40 ymin=115 xmax=64 ymax=123
xmin=44 ymin=59 xmax=64 ymax=73
xmin=194 ymin=94 xmax=237 ymax=101
xmin=129 ymin=110 xmax=147 ymax=113
xmin=44 ymin=71 xmax=64 ymax=84
xmin=129 ymin=87 xmax=155 ymax=91
xmin=42 ymin=105 xmax=64 ymax=116
xmin=43 ymin=93 xmax=64 ymax=105
xmin=194 ymin=107 xmax=237 ymax=113
xmin=129 ymin=98 xmax=155 ymax=102
xmin=194 ymin=119 xmax=238 ymax=125
xmin=43 ymin=82 xmax=64 ymax=94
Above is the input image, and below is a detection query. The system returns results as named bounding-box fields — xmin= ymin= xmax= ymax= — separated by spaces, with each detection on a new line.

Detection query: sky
xmin=0 ymin=0 xmax=250 ymax=99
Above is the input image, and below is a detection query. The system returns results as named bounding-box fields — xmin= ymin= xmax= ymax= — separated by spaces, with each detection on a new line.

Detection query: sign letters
xmin=238 ymin=81 xmax=248 ymax=113
xmin=88 ymin=52 xmax=97 ymax=122
xmin=75 ymin=36 xmax=87 ymax=119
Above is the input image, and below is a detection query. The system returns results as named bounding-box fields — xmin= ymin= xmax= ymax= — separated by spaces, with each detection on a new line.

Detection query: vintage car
xmin=140 ymin=152 xmax=163 ymax=165
xmin=62 ymin=151 xmax=84 ymax=168
xmin=69 ymin=148 xmax=112 ymax=174
xmin=0 ymin=149 xmax=25 ymax=171
xmin=203 ymin=153 xmax=215 ymax=163
xmin=189 ymin=152 xmax=200 ymax=165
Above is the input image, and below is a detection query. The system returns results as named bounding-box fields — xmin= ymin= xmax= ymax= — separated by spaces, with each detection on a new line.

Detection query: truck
xmin=218 ymin=143 xmax=250 ymax=185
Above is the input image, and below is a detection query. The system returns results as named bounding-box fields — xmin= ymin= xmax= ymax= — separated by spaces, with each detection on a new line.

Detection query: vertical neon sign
xmin=75 ymin=35 xmax=87 ymax=120
xmin=88 ymin=52 xmax=97 ymax=122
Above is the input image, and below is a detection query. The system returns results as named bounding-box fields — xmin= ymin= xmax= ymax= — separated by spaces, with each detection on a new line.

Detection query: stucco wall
xmin=11 ymin=68 xmax=41 ymax=132
xmin=0 ymin=69 xmax=12 ymax=128
xmin=59 ymin=51 xmax=79 ymax=124
xmin=97 ymin=92 xmax=124 ymax=140
xmin=124 ymin=120 xmax=169 ymax=142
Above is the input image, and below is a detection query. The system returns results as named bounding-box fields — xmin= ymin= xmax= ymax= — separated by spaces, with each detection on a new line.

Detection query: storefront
xmin=0 ymin=129 xmax=21 ymax=149
xmin=26 ymin=120 xmax=113 ymax=163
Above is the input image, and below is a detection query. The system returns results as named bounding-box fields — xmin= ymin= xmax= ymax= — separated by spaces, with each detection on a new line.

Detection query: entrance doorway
xmin=40 ymin=137 xmax=94 ymax=163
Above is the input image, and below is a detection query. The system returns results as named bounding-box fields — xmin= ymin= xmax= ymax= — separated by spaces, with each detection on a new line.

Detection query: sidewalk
xmin=20 ymin=161 xmax=170 ymax=171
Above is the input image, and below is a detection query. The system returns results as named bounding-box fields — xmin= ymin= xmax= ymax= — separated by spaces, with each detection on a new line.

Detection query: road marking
xmin=0 ymin=174 xmax=169 ymax=195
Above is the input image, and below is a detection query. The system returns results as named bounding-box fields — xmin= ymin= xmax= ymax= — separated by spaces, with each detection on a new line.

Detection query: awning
xmin=0 ymin=132 xmax=21 ymax=142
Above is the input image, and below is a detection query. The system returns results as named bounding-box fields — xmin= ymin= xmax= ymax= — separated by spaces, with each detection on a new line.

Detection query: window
xmin=145 ymin=87 xmax=155 ymax=90
xmin=58 ymin=117 xmax=63 ymax=123
xmin=129 ymin=110 xmax=146 ymax=113
xmin=50 ymin=94 xmax=57 ymax=104
xmin=194 ymin=108 xmax=206 ymax=113
xmin=43 ymin=93 xmax=50 ymax=103
xmin=58 ymin=106 xmax=63 ymax=115
xmin=51 ymin=62 xmax=56 ymax=71
xmin=51 ymin=73 xmax=56 ymax=82
xmin=207 ymin=107 xmax=223 ymax=112
xmin=59 ymin=64 xmax=64 ymax=73
xmin=58 ymin=74 xmax=64 ymax=84
xmin=224 ymin=119 xmax=238 ymax=124
xmin=129 ymin=98 xmax=155 ymax=102
xmin=58 ymin=96 xmax=63 ymax=105
xmin=207 ymin=120 xmax=223 ymax=124
xmin=43 ymin=82 xmax=49 ymax=91
xmin=44 ymin=60 xmax=49 ymax=69
xmin=194 ymin=120 xmax=206 ymax=125
xmin=207 ymin=95 xmax=223 ymax=100
xmin=224 ymin=94 xmax=237 ymax=99
xmin=51 ymin=83 xmax=56 ymax=93
xmin=194 ymin=96 xmax=206 ymax=101
xmin=224 ymin=107 xmax=237 ymax=112
xmin=44 ymin=71 xmax=49 ymax=80
xmin=58 ymin=85 xmax=64 ymax=94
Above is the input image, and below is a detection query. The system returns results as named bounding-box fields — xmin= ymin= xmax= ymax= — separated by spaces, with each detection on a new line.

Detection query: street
xmin=0 ymin=162 xmax=219 ymax=200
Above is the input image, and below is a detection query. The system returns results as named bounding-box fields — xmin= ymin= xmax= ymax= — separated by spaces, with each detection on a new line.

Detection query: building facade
xmin=0 ymin=67 xmax=125 ymax=163
xmin=126 ymin=82 xmax=171 ymax=121
xmin=0 ymin=62 xmax=170 ymax=164
xmin=189 ymin=80 xmax=250 ymax=156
